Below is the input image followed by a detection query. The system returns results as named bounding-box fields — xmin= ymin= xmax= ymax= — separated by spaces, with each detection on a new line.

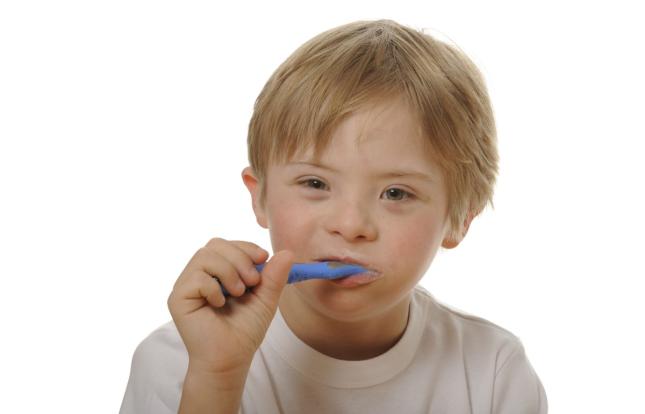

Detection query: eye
xmin=298 ymin=178 xmax=328 ymax=191
xmin=382 ymin=187 xmax=413 ymax=201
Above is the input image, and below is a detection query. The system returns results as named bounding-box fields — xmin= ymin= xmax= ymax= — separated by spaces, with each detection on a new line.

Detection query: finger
xmin=199 ymin=273 xmax=227 ymax=308
xmin=195 ymin=249 xmax=247 ymax=297
xmin=205 ymin=238 xmax=268 ymax=264
xmin=204 ymin=238 xmax=268 ymax=286
xmin=168 ymin=271 xmax=226 ymax=316
xmin=253 ymin=250 xmax=294 ymax=309
xmin=227 ymin=240 xmax=269 ymax=264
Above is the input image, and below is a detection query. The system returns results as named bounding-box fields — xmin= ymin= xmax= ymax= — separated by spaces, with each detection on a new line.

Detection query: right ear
xmin=241 ymin=166 xmax=268 ymax=229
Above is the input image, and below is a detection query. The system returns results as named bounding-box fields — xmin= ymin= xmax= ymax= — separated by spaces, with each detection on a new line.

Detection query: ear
xmin=241 ymin=166 xmax=268 ymax=229
xmin=441 ymin=210 xmax=477 ymax=249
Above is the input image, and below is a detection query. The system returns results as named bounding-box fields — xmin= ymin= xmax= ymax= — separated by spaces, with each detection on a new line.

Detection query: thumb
xmin=253 ymin=250 xmax=294 ymax=307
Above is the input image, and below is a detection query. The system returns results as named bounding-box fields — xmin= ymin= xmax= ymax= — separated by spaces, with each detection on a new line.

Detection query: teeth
xmin=317 ymin=258 xmax=375 ymax=273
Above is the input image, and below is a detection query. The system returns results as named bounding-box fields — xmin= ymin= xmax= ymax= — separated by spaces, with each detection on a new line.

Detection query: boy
xmin=121 ymin=19 xmax=547 ymax=413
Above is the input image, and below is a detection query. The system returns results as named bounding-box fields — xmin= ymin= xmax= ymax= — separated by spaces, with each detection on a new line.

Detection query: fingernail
xmin=255 ymin=248 xmax=267 ymax=260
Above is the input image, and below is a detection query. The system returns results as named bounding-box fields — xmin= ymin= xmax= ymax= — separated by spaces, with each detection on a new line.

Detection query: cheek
xmin=388 ymin=215 xmax=445 ymax=268
xmin=266 ymin=198 xmax=317 ymax=251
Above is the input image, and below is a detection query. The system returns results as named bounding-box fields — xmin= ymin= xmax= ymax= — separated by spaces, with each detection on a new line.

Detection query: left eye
xmin=382 ymin=188 xmax=412 ymax=201
xmin=299 ymin=178 xmax=328 ymax=190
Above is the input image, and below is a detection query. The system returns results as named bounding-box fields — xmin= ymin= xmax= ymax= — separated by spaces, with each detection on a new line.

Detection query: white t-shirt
xmin=120 ymin=286 xmax=547 ymax=413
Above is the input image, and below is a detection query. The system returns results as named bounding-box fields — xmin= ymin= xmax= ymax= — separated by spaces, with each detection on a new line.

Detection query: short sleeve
xmin=492 ymin=341 xmax=548 ymax=414
xmin=119 ymin=322 xmax=189 ymax=414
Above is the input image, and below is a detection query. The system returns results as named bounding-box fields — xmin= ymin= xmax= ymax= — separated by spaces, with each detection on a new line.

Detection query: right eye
xmin=298 ymin=178 xmax=328 ymax=191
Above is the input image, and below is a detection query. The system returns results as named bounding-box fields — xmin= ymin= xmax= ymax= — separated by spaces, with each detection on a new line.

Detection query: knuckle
xmin=231 ymin=240 xmax=259 ymax=255
xmin=194 ymin=246 xmax=216 ymax=263
xmin=167 ymin=292 xmax=176 ymax=311
xmin=206 ymin=237 xmax=226 ymax=248
xmin=231 ymin=240 xmax=254 ymax=249
xmin=195 ymin=246 xmax=209 ymax=258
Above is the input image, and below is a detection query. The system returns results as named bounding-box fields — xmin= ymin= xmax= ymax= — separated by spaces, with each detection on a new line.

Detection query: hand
xmin=168 ymin=237 xmax=294 ymax=376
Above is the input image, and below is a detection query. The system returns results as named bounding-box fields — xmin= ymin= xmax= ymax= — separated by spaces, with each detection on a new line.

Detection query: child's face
xmin=244 ymin=96 xmax=460 ymax=322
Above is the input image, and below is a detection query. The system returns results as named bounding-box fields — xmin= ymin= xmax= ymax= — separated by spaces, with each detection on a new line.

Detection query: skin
xmin=168 ymin=95 xmax=474 ymax=412
xmin=242 ymin=95 xmax=475 ymax=361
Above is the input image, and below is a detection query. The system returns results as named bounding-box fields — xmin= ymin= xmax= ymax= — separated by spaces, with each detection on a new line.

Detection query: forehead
xmin=278 ymin=98 xmax=445 ymax=187
xmin=292 ymin=97 xmax=434 ymax=164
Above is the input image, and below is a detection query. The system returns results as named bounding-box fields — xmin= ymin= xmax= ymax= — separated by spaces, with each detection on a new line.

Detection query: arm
xmin=493 ymin=342 xmax=548 ymax=414
xmin=168 ymin=238 xmax=294 ymax=414
xmin=178 ymin=363 xmax=249 ymax=414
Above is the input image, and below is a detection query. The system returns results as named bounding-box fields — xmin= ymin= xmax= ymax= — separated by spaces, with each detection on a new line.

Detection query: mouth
xmin=315 ymin=255 xmax=371 ymax=268
xmin=315 ymin=256 xmax=383 ymax=287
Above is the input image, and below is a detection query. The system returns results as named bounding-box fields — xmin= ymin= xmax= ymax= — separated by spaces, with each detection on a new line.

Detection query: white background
xmin=1 ymin=1 xmax=643 ymax=412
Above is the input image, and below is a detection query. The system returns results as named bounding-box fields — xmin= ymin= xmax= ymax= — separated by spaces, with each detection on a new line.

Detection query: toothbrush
xmin=218 ymin=261 xmax=368 ymax=297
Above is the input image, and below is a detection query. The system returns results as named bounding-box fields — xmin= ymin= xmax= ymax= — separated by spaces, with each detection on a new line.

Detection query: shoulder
xmin=413 ymin=285 xmax=531 ymax=377
xmin=413 ymin=285 xmax=519 ymax=351
xmin=132 ymin=320 xmax=187 ymax=366
xmin=120 ymin=321 xmax=188 ymax=414
xmin=131 ymin=320 xmax=188 ymax=386
xmin=412 ymin=286 xmax=547 ymax=412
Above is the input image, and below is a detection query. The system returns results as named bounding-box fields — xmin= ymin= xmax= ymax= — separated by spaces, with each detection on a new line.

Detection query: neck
xmin=278 ymin=290 xmax=412 ymax=361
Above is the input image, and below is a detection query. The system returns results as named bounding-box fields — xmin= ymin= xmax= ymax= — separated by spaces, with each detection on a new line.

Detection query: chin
xmin=297 ymin=283 xmax=387 ymax=321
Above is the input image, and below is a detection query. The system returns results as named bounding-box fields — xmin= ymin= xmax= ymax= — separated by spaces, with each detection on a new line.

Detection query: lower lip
xmin=330 ymin=272 xmax=382 ymax=287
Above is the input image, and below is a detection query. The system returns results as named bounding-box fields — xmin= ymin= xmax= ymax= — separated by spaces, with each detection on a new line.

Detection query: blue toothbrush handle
xmin=217 ymin=261 xmax=367 ymax=297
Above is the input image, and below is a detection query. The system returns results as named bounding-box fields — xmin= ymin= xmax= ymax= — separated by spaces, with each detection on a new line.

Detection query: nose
xmin=323 ymin=197 xmax=378 ymax=242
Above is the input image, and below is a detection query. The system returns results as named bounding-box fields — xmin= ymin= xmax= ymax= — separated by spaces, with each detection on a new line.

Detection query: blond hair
xmin=247 ymin=19 xmax=498 ymax=242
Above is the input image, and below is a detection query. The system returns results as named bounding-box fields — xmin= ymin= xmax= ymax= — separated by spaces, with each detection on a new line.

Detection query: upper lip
xmin=315 ymin=255 xmax=377 ymax=272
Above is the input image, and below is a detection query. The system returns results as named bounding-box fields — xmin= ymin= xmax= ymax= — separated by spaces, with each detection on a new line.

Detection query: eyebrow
xmin=287 ymin=161 xmax=435 ymax=182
